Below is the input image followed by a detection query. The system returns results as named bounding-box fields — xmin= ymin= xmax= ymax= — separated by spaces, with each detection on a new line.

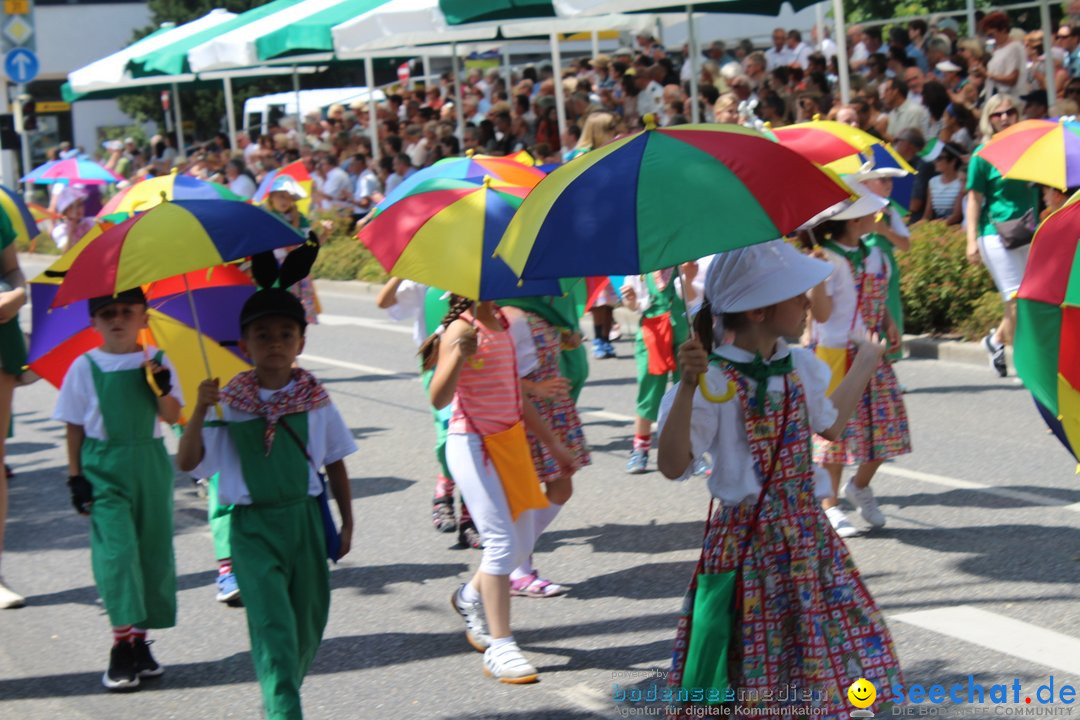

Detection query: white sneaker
xmin=825 ymin=506 xmax=859 ymax=538
xmin=451 ymin=584 xmax=491 ymax=652
xmin=843 ymin=480 xmax=886 ymax=528
xmin=0 ymin=577 xmax=25 ymax=609
xmin=483 ymin=642 xmax=539 ymax=684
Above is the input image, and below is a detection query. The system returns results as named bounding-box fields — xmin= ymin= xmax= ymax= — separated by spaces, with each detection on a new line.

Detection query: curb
xmin=23 ymin=255 xmax=1004 ymax=372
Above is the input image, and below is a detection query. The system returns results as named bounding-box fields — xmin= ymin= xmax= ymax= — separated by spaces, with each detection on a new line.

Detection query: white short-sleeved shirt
xmin=812 ymin=244 xmax=891 ymax=349
xmin=656 ymin=340 xmax=838 ymax=504
xmin=384 ymin=280 xmax=429 ymax=347
xmin=622 ymin=273 xmax=685 ymax=316
xmin=52 ymin=346 xmax=183 ymax=441
xmin=191 ymin=382 xmax=357 ymax=506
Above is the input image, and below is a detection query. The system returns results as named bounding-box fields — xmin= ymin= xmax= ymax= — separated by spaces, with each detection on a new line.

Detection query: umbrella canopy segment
xmin=255 ymin=0 xmax=389 ymax=61
xmin=0 ymin=184 xmax=41 ymax=246
xmin=22 ymin=159 xmax=123 ymax=186
xmin=379 ymin=156 xmax=546 ymax=211
xmin=1014 ymin=192 xmax=1080 ymax=458
xmin=770 ymin=120 xmax=915 ymax=177
xmin=974 ymin=119 xmax=1080 ymax=192
xmin=496 ymin=123 xmax=853 ymax=279
xmin=97 ymin=173 xmax=244 ymax=218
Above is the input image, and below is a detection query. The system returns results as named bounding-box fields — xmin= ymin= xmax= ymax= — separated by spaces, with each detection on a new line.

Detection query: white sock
xmin=509 ymin=502 xmax=565 ymax=581
xmin=459 ymin=582 xmax=481 ymax=605
xmin=490 ymin=635 xmax=516 ymax=650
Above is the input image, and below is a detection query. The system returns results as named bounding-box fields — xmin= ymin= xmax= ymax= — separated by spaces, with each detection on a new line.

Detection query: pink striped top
xmin=448 ymin=312 xmax=523 ymax=436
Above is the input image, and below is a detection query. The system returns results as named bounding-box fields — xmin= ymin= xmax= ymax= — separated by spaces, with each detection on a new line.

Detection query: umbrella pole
xmin=182 ymin=273 xmax=213 ymax=380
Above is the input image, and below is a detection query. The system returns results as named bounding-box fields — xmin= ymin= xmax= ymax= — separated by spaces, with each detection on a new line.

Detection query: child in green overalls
xmin=53 ymin=287 xmax=182 ymax=691
xmin=621 ymin=270 xmax=688 ymax=474
xmin=178 ymin=286 xmax=356 ymax=720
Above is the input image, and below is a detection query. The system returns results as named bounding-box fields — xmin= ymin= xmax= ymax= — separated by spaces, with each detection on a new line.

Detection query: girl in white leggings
xmin=424 ymin=296 xmax=575 ymax=684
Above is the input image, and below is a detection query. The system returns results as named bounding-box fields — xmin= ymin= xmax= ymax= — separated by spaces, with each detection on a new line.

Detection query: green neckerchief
xmin=713 ymin=352 xmax=793 ymax=413
xmin=822 ymin=239 xmax=868 ymax=275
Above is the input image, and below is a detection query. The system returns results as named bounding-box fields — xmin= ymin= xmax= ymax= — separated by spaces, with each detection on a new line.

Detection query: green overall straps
xmin=226 ymin=412 xmax=329 ymax=720
xmin=83 ymin=351 xmax=176 ymax=629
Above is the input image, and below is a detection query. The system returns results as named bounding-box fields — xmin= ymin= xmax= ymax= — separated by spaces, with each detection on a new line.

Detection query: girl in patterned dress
xmin=503 ymin=303 xmax=591 ymax=597
xmin=265 ymin=177 xmax=322 ymax=325
xmin=808 ymin=179 xmax=912 ymax=535
xmin=657 ymin=240 xmax=902 ymax=717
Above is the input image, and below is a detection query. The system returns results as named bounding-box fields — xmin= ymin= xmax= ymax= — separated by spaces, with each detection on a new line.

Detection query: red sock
xmin=112 ymin=625 xmax=133 ymax=646
xmin=218 ymin=559 xmax=232 ymax=576
xmin=131 ymin=628 xmax=147 ymax=643
xmin=434 ymin=474 xmax=454 ymax=500
xmin=633 ymin=435 xmax=652 ymax=453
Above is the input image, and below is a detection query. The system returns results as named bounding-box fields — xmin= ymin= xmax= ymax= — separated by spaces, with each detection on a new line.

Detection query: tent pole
xmin=364 ymin=55 xmax=380 ymax=162
xmin=503 ymin=45 xmax=512 ymax=92
xmin=1041 ymin=0 xmax=1057 ymax=103
xmin=549 ymin=32 xmax=568 ymax=152
xmin=591 ymin=30 xmax=600 ymax=59
xmin=292 ymin=65 xmax=302 ymax=147
xmin=687 ymin=6 xmax=700 ymax=123
xmin=967 ymin=0 xmax=977 ymax=38
xmin=422 ymin=54 xmax=432 ymax=91
xmin=171 ymin=82 xmax=184 ymax=158
xmin=831 ymin=0 xmax=851 ymax=105
xmin=452 ymin=42 xmax=465 ymax=143
xmin=223 ymin=76 xmax=238 ymax=154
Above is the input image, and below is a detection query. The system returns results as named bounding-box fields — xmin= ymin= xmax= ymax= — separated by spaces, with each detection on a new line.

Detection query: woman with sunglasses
xmin=965 ymin=93 xmax=1038 ymax=378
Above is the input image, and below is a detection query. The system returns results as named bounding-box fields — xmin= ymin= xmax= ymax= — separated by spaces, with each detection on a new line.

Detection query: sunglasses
xmin=990 ymin=108 xmax=1018 ymax=119
xmin=95 ymin=306 xmax=140 ymax=321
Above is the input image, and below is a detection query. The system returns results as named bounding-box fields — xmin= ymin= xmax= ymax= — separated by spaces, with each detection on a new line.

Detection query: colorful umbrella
xmin=47 ymin=199 xmax=303 ymax=308
xmin=28 ymin=202 xmax=61 ymax=223
xmin=1013 ymin=191 xmax=1080 ymax=460
xmin=973 ymin=118 xmax=1080 ymax=191
xmin=97 ymin=172 xmax=244 ymax=218
xmin=21 ymin=158 xmax=123 ymax=185
xmin=496 ymin=121 xmax=853 ymax=280
xmin=28 ymin=265 xmax=255 ymax=419
xmin=770 ymin=120 xmax=915 ymax=177
xmin=252 ymin=160 xmax=314 ymax=216
xmin=378 ymin=156 xmax=547 ymax=215
xmin=0 ymin=184 xmax=42 ymax=247
xmin=359 ymin=176 xmax=561 ymax=301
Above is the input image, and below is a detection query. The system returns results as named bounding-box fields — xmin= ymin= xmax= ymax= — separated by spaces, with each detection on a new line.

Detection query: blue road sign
xmin=3 ymin=48 xmax=39 ymax=84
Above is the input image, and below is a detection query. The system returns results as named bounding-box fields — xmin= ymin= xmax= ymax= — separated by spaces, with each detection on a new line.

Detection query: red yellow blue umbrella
xmin=770 ymin=119 xmax=915 ymax=176
xmin=97 ymin=172 xmax=244 ymax=218
xmin=496 ymin=121 xmax=852 ymax=280
xmin=48 ymin=199 xmax=303 ymax=308
xmin=0 ymin=184 xmax=42 ymax=247
xmin=974 ymin=118 xmax=1080 ymax=191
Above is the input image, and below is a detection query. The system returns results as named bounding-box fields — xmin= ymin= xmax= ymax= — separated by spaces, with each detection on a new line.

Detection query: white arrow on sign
xmin=4 ymin=48 xmax=39 ymax=84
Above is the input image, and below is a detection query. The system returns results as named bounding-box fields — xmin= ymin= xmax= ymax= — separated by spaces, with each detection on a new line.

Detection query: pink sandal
xmin=509 ymin=571 xmax=569 ymax=598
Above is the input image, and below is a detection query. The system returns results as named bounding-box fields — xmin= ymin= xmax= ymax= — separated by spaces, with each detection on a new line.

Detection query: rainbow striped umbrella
xmin=359 ymin=176 xmax=560 ymax=301
xmin=496 ymin=122 xmax=852 ymax=280
xmin=48 ymin=199 xmax=303 ymax=308
xmin=21 ymin=158 xmax=123 ymax=185
xmin=0 ymin=184 xmax=41 ymax=246
xmin=1014 ymin=192 xmax=1080 ymax=461
xmin=252 ymin=160 xmax=314 ymax=216
xmin=380 ymin=156 xmax=546 ymax=214
xmin=97 ymin=172 xmax=243 ymax=218
xmin=974 ymin=118 xmax=1080 ymax=191
xmin=770 ymin=120 xmax=914 ymax=176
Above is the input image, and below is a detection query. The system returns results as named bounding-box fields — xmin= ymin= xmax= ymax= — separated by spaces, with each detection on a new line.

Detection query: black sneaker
xmin=457 ymin=519 xmax=483 ymax=549
xmin=102 ymin=642 xmax=140 ymax=691
xmin=983 ymin=333 xmax=1007 ymax=377
xmin=432 ymin=497 xmax=457 ymax=534
xmin=132 ymin=637 xmax=164 ymax=678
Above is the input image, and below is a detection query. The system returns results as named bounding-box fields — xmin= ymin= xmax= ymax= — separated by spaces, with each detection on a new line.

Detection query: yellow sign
xmin=36 ymin=101 xmax=70 ymax=113
xmin=4 ymin=1 xmax=30 ymax=15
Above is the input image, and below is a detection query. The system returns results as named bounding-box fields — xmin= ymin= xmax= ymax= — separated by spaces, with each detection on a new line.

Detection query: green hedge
xmin=898 ymin=220 xmax=998 ymax=340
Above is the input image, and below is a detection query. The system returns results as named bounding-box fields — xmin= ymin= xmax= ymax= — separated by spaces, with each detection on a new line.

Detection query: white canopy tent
xmin=243 ymin=86 xmax=386 ymax=135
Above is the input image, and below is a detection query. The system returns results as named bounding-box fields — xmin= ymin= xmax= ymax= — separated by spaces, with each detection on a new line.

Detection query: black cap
xmin=239 ymin=288 xmax=307 ymax=331
xmin=88 ymin=287 xmax=147 ymax=316
xmin=1020 ymin=89 xmax=1048 ymax=106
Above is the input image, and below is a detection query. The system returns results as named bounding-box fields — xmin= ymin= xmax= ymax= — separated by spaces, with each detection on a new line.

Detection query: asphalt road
xmin=1 ymin=275 xmax=1078 ymax=720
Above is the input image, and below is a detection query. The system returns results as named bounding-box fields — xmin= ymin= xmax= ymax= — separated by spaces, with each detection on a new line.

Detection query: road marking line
xmin=891 ymin=606 xmax=1080 ymax=676
xmin=299 ymin=353 xmax=412 ymax=378
xmin=877 ymin=465 xmax=1080 ymax=513
xmin=317 ymin=313 xmax=412 ymax=335
xmin=585 ymin=409 xmax=636 ymax=423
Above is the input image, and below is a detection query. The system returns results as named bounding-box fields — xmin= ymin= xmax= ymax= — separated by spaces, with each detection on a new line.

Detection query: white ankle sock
xmin=490 ymin=635 xmax=516 ymax=650
xmin=459 ymin=582 xmax=481 ymax=604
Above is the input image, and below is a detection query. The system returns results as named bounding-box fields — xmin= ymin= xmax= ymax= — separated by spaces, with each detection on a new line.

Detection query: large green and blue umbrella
xmin=496 ymin=122 xmax=852 ymax=280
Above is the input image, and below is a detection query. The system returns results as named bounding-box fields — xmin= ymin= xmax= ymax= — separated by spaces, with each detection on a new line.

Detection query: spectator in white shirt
xmin=881 ymin=76 xmax=932 ymax=140
xmin=316 ymin=155 xmax=352 ymax=212
xmin=352 ymin=155 xmax=381 ymax=219
xmin=384 ymin=153 xmax=416 ymax=195
xmin=224 ymin=159 xmax=257 ymax=199
xmin=765 ymin=28 xmax=796 ymax=70
xmin=787 ymin=29 xmax=813 ymax=69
